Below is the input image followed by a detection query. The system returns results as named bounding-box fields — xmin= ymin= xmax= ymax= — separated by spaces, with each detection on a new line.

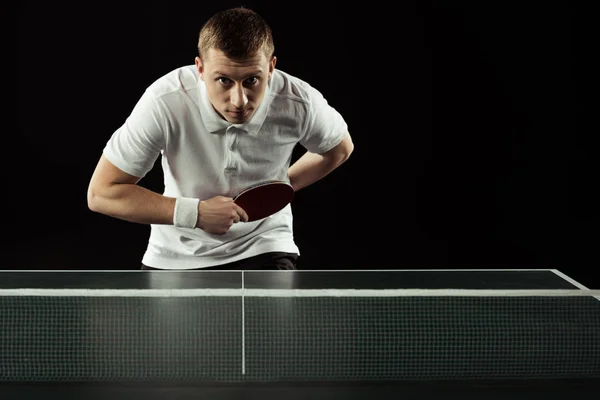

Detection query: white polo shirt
xmin=103 ymin=65 xmax=348 ymax=269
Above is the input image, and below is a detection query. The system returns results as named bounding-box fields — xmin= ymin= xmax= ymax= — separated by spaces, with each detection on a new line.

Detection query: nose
xmin=230 ymin=84 xmax=248 ymax=109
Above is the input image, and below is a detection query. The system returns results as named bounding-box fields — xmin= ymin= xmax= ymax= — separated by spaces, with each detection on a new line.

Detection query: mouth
xmin=227 ymin=109 xmax=250 ymax=117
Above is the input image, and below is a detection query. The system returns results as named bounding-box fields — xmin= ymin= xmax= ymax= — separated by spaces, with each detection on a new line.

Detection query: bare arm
xmin=87 ymin=155 xmax=248 ymax=233
xmin=288 ymin=132 xmax=354 ymax=192
xmin=87 ymin=155 xmax=176 ymax=225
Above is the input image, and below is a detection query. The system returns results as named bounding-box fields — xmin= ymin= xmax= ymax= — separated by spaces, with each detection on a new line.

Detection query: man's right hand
xmin=196 ymin=196 xmax=249 ymax=234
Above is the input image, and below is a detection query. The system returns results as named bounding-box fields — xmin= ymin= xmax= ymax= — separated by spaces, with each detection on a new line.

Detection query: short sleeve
xmin=102 ymin=90 xmax=167 ymax=178
xmin=299 ymin=86 xmax=348 ymax=154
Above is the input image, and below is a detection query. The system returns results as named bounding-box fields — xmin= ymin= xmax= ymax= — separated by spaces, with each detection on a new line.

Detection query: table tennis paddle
xmin=233 ymin=180 xmax=294 ymax=222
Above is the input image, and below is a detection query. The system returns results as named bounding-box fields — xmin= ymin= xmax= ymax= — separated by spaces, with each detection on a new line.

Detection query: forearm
xmin=88 ymin=183 xmax=176 ymax=225
xmin=288 ymin=151 xmax=349 ymax=191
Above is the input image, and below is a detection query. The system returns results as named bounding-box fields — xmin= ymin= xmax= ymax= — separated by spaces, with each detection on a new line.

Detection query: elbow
xmin=327 ymin=145 xmax=353 ymax=169
xmin=336 ymin=149 xmax=352 ymax=167
xmin=344 ymin=139 xmax=354 ymax=161
xmin=337 ymin=134 xmax=354 ymax=164
xmin=87 ymin=185 xmax=102 ymax=213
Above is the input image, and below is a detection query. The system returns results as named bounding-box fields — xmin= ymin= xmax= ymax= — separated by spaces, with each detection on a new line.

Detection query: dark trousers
xmin=141 ymin=252 xmax=298 ymax=271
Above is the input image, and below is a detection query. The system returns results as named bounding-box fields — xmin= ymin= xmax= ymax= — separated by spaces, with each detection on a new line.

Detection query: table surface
xmin=1 ymin=268 xmax=598 ymax=399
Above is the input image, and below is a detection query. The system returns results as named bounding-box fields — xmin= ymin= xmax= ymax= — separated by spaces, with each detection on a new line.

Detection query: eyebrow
xmin=212 ymin=70 xmax=264 ymax=78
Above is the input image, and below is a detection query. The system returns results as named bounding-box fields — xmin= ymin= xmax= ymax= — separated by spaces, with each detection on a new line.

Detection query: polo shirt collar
xmin=198 ymin=78 xmax=271 ymax=135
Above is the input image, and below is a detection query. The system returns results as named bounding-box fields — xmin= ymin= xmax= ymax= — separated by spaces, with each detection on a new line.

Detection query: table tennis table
xmin=1 ymin=268 xmax=599 ymax=399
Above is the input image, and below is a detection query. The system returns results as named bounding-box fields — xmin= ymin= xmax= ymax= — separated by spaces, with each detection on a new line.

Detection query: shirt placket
xmin=224 ymin=126 xmax=239 ymax=179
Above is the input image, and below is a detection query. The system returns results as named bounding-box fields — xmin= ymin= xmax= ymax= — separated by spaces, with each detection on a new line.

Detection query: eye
xmin=216 ymin=76 xmax=259 ymax=86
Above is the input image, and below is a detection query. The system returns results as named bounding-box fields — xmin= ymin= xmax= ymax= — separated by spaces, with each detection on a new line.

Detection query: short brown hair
xmin=197 ymin=7 xmax=275 ymax=61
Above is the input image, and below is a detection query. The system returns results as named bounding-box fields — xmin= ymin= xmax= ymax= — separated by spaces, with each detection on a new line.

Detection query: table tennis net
xmin=1 ymin=287 xmax=599 ymax=383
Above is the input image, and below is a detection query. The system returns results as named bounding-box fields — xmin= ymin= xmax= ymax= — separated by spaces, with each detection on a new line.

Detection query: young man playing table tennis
xmin=87 ymin=7 xmax=353 ymax=270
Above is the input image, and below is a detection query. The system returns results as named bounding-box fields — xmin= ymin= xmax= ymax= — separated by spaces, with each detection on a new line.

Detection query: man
xmin=87 ymin=7 xmax=353 ymax=270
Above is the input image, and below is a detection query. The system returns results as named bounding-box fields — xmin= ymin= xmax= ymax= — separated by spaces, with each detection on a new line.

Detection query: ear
xmin=195 ymin=57 xmax=205 ymax=81
xmin=268 ymin=56 xmax=277 ymax=79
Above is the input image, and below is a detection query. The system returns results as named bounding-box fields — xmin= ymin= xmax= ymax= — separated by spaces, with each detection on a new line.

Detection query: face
xmin=195 ymin=48 xmax=276 ymax=124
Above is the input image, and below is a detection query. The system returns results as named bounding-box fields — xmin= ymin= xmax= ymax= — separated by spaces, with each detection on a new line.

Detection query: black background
xmin=10 ymin=1 xmax=595 ymax=287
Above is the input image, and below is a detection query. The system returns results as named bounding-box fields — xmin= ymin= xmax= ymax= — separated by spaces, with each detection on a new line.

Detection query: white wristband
xmin=173 ymin=197 xmax=200 ymax=229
